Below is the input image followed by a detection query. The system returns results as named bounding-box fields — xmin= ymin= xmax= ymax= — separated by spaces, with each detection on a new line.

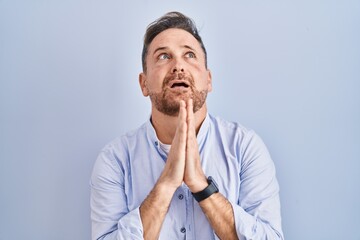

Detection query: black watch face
xmin=208 ymin=176 xmax=219 ymax=190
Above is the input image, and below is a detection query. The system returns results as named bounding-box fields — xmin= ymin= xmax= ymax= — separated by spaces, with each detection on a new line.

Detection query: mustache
xmin=162 ymin=73 xmax=193 ymax=88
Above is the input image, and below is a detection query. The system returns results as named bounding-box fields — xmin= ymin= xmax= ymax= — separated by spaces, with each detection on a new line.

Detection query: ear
xmin=139 ymin=72 xmax=149 ymax=96
xmin=207 ymin=69 xmax=212 ymax=92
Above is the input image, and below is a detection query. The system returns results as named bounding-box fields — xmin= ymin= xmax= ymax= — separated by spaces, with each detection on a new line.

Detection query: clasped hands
xmin=158 ymin=99 xmax=208 ymax=193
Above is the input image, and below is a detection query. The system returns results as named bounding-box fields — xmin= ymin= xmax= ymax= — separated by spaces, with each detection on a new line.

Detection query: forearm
xmin=139 ymin=181 xmax=176 ymax=240
xmin=199 ymin=192 xmax=238 ymax=240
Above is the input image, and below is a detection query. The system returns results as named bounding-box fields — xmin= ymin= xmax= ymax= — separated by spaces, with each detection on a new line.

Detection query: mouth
xmin=169 ymin=80 xmax=190 ymax=89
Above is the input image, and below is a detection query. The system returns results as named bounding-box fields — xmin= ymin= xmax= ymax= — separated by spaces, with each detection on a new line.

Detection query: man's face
xmin=139 ymin=28 xmax=212 ymax=116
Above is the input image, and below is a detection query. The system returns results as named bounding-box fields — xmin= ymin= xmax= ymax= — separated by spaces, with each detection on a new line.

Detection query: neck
xmin=151 ymin=104 xmax=207 ymax=145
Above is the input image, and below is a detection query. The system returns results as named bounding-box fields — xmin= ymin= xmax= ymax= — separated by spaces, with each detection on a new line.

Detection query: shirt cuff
xmin=229 ymin=201 xmax=257 ymax=239
xmin=117 ymin=207 xmax=144 ymax=239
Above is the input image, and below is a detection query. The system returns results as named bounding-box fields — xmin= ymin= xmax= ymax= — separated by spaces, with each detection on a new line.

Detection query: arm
xmin=139 ymin=100 xmax=187 ymax=239
xmin=91 ymin=101 xmax=188 ymax=240
xmin=199 ymin=193 xmax=238 ymax=239
xmin=183 ymin=99 xmax=238 ymax=239
xmin=203 ymin=133 xmax=283 ymax=239
xmin=231 ymin=131 xmax=283 ymax=239
xmin=139 ymin=182 xmax=176 ymax=240
xmin=184 ymin=99 xmax=283 ymax=239
xmin=90 ymin=147 xmax=144 ymax=240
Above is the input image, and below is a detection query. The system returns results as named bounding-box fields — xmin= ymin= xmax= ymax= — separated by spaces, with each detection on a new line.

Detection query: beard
xmin=148 ymin=73 xmax=208 ymax=117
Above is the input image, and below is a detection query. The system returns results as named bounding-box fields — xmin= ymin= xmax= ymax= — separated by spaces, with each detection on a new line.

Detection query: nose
xmin=171 ymin=58 xmax=184 ymax=73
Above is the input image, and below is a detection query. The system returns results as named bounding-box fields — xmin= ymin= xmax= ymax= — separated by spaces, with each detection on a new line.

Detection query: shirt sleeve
xmin=90 ymin=144 xmax=144 ymax=240
xmin=232 ymin=131 xmax=284 ymax=240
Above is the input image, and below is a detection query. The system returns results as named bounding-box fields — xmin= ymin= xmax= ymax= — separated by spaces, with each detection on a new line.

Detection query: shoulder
xmin=104 ymin=121 xmax=149 ymax=149
xmin=208 ymin=114 xmax=255 ymax=139
xmin=95 ymin=121 xmax=150 ymax=169
xmin=207 ymin=114 xmax=267 ymax=156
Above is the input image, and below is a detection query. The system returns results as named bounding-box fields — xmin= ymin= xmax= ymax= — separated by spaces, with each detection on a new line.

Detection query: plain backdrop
xmin=1 ymin=1 xmax=359 ymax=239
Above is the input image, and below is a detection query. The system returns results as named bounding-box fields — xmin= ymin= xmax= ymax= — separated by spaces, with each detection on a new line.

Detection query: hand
xmin=183 ymin=99 xmax=208 ymax=192
xmin=157 ymin=99 xmax=207 ymax=193
xmin=157 ymin=100 xmax=187 ymax=190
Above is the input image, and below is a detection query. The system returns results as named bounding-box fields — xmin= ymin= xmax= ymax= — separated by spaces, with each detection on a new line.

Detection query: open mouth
xmin=170 ymin=82 xmax=190 ymax=88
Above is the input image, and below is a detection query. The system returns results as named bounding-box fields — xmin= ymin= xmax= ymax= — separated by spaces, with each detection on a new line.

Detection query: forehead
xmin=148 ymin=28 xmax=202 ymax=53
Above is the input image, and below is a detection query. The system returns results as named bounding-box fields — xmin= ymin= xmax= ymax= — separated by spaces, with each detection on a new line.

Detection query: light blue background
xmin=1 ymin=1 xmax=359 ymax=239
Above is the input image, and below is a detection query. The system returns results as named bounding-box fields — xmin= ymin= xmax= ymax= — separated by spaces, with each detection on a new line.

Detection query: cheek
xmin=146 ymin=72 xmax=166 ymax=90
xmin=193 ymin=70 xmax=209 ymax=88
xmin=148 ymin=63 xmax=169 ymax=76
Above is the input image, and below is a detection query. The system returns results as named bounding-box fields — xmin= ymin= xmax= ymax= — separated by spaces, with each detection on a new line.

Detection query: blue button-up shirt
xmin=90 ymin=114 xmax=284 ymax=239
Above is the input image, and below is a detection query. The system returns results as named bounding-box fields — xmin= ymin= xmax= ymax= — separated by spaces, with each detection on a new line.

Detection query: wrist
xmin=188 ymin=179 xmax=208 ymax=193
xmin=155 ymin=180 xmax=178 ymax=197
xmin=191 ymin=176 xmax=219 ymax=202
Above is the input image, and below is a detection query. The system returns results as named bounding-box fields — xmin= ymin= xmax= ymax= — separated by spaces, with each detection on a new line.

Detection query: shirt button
xmin=180 ymin=227 xmax=186 ymax=233
xmin=155 ymin=141 xmax=158 ymax=146
xmin=178 ymin=194 xmax=184 ymax=200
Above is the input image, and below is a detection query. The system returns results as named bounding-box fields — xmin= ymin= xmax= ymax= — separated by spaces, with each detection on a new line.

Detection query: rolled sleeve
xmin=230 ymin=198 xmax=283 ymax=240
xmin=90 ymin=145 xmax=144 ymax=240
xmin=117 ymin=207 xmax=143 ymax=239
xmin=231 ymin=131 xmax=284 ymax=239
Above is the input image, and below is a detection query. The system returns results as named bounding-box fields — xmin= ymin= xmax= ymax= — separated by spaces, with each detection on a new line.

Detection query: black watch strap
xmin=192 ymin=176 xmax=219 ymax=202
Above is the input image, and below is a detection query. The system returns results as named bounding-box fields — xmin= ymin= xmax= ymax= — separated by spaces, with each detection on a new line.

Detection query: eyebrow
xmin=152 ymin=45 xmax=197 ymax=56
xmin=183 ymin=45 xmax=196 ymax=52
xmin=153 ymin=47 xmax=168 ymax=56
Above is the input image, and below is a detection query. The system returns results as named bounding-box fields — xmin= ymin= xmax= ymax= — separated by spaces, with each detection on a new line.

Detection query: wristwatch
xmin=192 ymin=176 xmax=219 ymax=202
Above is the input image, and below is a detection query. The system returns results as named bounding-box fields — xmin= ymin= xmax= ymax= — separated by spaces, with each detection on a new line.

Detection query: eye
xmin=185 ymin=52 xmax=196 ymax=58
xmin=158 ymin=53 xmax=171 ymax=60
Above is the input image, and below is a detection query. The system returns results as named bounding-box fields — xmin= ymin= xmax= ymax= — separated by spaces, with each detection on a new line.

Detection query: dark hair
xmin=141 ymin=11 xmax=207 ymax=72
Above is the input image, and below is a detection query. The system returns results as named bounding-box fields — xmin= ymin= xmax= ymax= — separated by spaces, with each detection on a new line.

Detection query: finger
xmin=186 ymin=98 xmax=198 ymax=168
xmin=176 ymin=100 xmax=187 ymax=146
xmin=167 ymin=100 xmax=187 ymax=156
xmin=186 ymin=98 xmax=196 ymax=145
xmin=161 ymin=100 xmax=187 ymax=188
xmin=178 ymin=100 xmax=187 ymax=129
xmin=184 ymin=99 xmax=206 ymax=191
xmin=171 ymin=100 xmax=187 ymax=157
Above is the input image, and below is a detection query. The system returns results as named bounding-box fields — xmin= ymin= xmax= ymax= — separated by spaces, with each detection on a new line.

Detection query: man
xmin=90 ymin=11 xmax=284 ymax=240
